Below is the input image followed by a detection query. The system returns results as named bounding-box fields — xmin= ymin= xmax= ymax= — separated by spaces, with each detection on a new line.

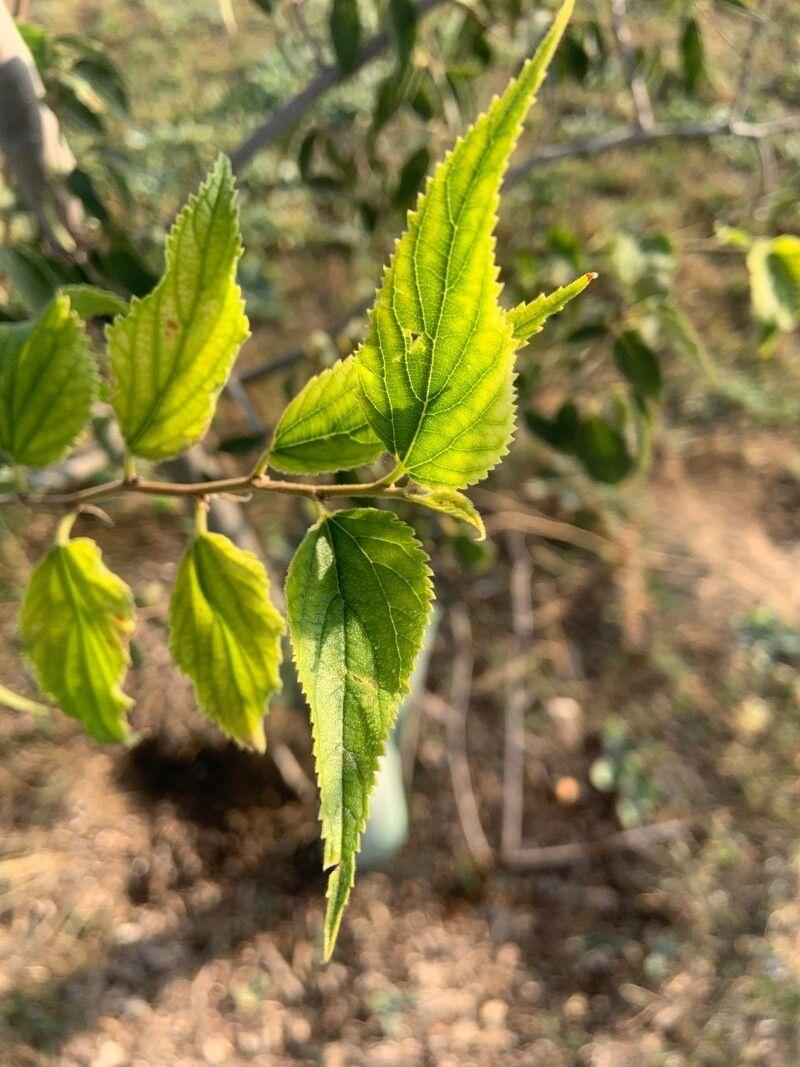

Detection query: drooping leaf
xmin=169 ymin=532 xmax=285 ymax=753
xmin=268 ymin=357 xmax=383 ymax=475
xmin=330 ymin=0 xmax=362 ymax=74
xmin=286 ymin=508 xmax=433 ymax=958
xmin=405 ymin=487 xmax=485 ymax=539
xmin=0 ymin=294 xmax=96 ymax=467
xmin=108 ymin=155 xmax=249 ymax=460
xmin=509 ymin=273 xmax=596 ymax=344
xmin=19 ymin=534 xmax=135 ymax=743
xmin=60 ymin=284 xmax=128 ymax=320
xmin=355 ymin=0 xmax=576 ymax=489
xmin=613 ymin=329 xmax=662 ymax=400
xmin=747 ymin=235 xmax=800 ymax=333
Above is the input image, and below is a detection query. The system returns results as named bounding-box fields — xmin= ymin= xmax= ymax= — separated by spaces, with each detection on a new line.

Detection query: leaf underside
xmin=406 ymin=486 xmax=486 ymax=539
xmin=108 ymin=154 xmax=249 ymax=460
xmin=19 ymin=538 xmax=134 ymax=743
xmin=354 ymin=0 xmax=575 ymax=489
xmin=169 ymin=532 xmax=285 ymax=752
xmin=269 ymin=356 xmax=384 ymax=474
xmin=0 ymin=294 xmax=96 ymax=467
xmin=285 ymin=508 xmax=433 ymax=958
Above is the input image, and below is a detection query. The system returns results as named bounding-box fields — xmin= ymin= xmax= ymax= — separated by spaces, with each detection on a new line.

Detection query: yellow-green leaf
xmin=19 ymin=535 xmax=134 ymax=743
xmin=406 ymin=486 xmax=485 ymax=539
xmin=169 ymin=532 xmax=285 ymax=752
xmin=747 ymin=234 xmax=800 ymax=333
xmin=108 ymin=155 xmax=249 ymax=460
xmin=0 ymin=294 xmax=96 ymax=467
xmin=268 ymin=357 xmax=384 ymax=474
xmin=354 ymin=0 xmax=575 ymax=489
xmin=286 ymin=508 xmax=433 ymax=958
xmin=508 ymin=272 xmax=596 ymax=345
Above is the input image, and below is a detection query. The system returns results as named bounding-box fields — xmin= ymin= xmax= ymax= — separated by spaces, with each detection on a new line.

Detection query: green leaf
xmin=0 ymin=246 xmax=78 ymax=313
xmin=268 ymin=357 xmax=384 ymax=474
xmin=19 ymin=533 xmax=135 ymax=743
xmin=286 ymin=508 xmax=433 ymax=958
xmin=355 ymin=0 xmax=576 ymax=489
xmin=680 ymin=17 xmax=705 ymax=95
xmin=575 ymin=415 xmax=633 ymax=484
xmin=169 ymin=532 xmax=285 ymax=753
xmin=747 ymin=235 xmax=800 ymax=333
xmin=509 ymin=273 xmax=596 ymax=344
xmin=388 ymin=0 xmax=417 ymax=68
xmin=394 ymin=146 xmax=431 ymax=210
xmin=0 ymin=294 xmax=96 ymax=467
xmin=405 ymin=487 xmax=485 ymax=539
xmin=613 ymin=329 xmax=662 ymax=400
xmin=108 ymin=155 xmax=249 ymax=460
xmin=330 ymin=0 xmax=362 ymax=74
xmin=60 ymin=284 xmax=128 ymax=320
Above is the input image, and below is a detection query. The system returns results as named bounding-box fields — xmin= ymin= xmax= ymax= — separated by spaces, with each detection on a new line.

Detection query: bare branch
xmin=731 ymin=0 xmax=772 ymax=119
xmin=229 ymin=0 xmax=448 ymax=175
xmin=501 ymin=532 xmax=535 ymax=857
xmin=502 ymin=818 xmax=692 ymax=871
xmin=442 ymin=606 xmax=495 ymax=868
xmin=609 ymin=0 xmax=655 ymax=132
xmin=507 ymin=114 xmax=800 ymax=182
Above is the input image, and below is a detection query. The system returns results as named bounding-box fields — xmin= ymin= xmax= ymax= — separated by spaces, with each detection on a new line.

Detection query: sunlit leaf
xmin=509 ymin=273 xmax=596 ymax=345
xmin=405 ymin=486 xmax=485 ymax=539
xmin=60 ymin=284 xmax=128 ymax=320
xmin=268 ymin=357 xmax=384 ymax=474
xmin=286 ymin=508 xmax=433 ymax=958
xmin=747 ymin=235 xmax=800 ymax=333
xmin=355 ymin=0 xmax=576 ymax=489
xmin=169 ymin=532 xmax=285 ymax=752
xmin=19 ymin=533 xmax=134 ymax=743
xmin=108 ymin=155 xmax=249 ymax=460
xmin=0 ymin=294 xmax=96 ymax=467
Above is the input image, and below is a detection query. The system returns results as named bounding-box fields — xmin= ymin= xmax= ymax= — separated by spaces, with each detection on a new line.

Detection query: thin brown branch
xmin=609 ymin=0 xmax=655 ymax=132
xmin=507 ymin=115 xmax=800 ymax=182
xmin=502 ymin=818 xmax=692 ymax=871
xmin=501 ymin=532 xmax=535 ymax=857
xmin=443 ymin=606 xmax=494 ymax=868
xmin=731 ymin=0 xmax=771 ymax=118
xmin=5 ymin=468 xmax=413 ymax=510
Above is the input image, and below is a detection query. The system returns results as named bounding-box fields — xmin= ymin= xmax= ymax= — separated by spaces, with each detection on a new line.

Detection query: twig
xmin=730 ymin=1 xmax=771 ymax=118
xmin=609 ymin=0 xmax=655 ymax=132
xmin=501 ymin=532 xmax=534 ymax=857
xmin=228 ymin=0 xmax=448 ymax=174
xmin=507 ymin=114 xmax=800 ymax=182
xmin=4 ymin=467 xmax=412 ymax=510
xmin=270 ymin=741 xmax=316 ymax=802
xmin=502 ymin=818 xmax=692 ymax=871
xmin=443 ymin=606 xmax=494 ymax=867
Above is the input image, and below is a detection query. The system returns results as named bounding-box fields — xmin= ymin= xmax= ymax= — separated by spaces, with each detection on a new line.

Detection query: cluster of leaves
xmin=2 ymin=2 xmax=587 ymax=959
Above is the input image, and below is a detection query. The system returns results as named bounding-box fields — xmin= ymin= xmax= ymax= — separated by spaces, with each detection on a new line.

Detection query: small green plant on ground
xmin=0 ymin=0 xmax=588 ymax=959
